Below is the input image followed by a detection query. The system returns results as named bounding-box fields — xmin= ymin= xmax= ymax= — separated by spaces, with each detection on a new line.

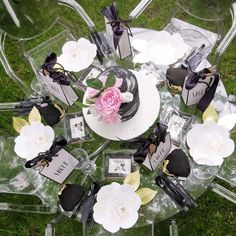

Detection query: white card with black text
xmin=143 ymin=133 xmax=172 ymax=171
xmin=40 ymin=149 xmax=79 ymax=184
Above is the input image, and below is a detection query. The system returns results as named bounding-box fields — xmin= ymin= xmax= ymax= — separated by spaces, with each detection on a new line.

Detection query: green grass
xmin=0 ymin=0 xmax=236 ymax=235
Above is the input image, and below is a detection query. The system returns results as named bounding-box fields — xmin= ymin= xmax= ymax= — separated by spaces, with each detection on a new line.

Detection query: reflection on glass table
xmin=1 ymin=20 xmax=234 ymax=236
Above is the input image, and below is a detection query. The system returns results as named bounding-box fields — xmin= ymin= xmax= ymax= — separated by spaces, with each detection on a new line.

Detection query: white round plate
xmin=83 ymin=70 xmax=160 ymax=140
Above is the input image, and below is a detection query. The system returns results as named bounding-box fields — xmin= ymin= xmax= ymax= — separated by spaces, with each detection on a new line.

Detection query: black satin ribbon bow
xmin=133 ymin=122 xmax=168 ymax=164
xmin=185 ymin=68 xmax=220 ymax=112
xmin=41 ymin=53 xmax=77 ymax=86
xmin=101 ymin=2 xmax=132 ymax=49
xmin=25 ymin=136 xmax=67 ymax=168
xmin=155 ymin=172 xmax=197 ymax=212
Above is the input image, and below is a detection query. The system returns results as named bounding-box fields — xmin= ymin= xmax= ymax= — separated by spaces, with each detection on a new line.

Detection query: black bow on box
xmin=102 ymin=2 xmax=132 ymax=49
xmin=41 ymin=53 xmax=77 ymax=86
xmin=25 ymin=136 xmax=67 ymax=168
xmin=132 ymin=122 xmax=168 ymax=164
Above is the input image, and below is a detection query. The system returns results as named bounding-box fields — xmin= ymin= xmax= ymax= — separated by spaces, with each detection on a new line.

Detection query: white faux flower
xmin=93 ymin=182 xmax=141 ymax=233
xmin=57 ymin=38 xmax=97 ymax=72
xmin=132 ymin=31 xmax=191 ymax=65
xmin=187 ymin=121 xmax=235 ymax=166
xmin=14 ymin=123 xmax=55 ymax=160
xmin=121 ymin=92 xmax=133 ymax=103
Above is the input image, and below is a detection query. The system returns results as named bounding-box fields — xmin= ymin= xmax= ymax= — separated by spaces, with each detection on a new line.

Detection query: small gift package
xmin=182 ymin=66 xmax=220 ymax=111
xmin=40 ymin=53 xmax=79 ymax=106
xmin=102 ymin=2 xmax=132 ymax=59
xmin=13 ymin=107 xmax=79 ymax=184
xmin=25 ymin=137 xmax=79 ymax=184
xmin=58 ymin=181 xmax=100 ymax=226
xmin=133 ymin=122 xmax=172 ymax=171
xmin=58 ymin=184 xmax=84 ymax=211
xmin=163 ymin=149 xmax=191 ymax=178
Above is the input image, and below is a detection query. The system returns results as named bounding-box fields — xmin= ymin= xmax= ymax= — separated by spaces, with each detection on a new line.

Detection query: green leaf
xmin=86 ymin=78 xmax=103 ymax=90
xmin=76 ymin=100 xmax=90 ymax=109
xmin=13 ymin=117 xmax=29 ymax=133
xmin=202 ymin=104 xmax=218 ymax=122
xmin=136 ymin=188 xmax=158 ymax=205
xmin=124 ymin=170 xmax=140 ymax=191
xmin=105 ymin=73 xmax=116 ymax=88
xmin=28 ymin=106 xmax=41 ymax=124
xmin=85 ymin=99 xmax=94 ymax=105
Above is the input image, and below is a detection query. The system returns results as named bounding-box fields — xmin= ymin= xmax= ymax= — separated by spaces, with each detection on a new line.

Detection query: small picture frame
xmin=163 ymin=109 xmax=192 ymax=146
xmin=103 ymin=150 xmax=136 ymax=179
xmin=64 ymin=112 xmax=93 ymax=144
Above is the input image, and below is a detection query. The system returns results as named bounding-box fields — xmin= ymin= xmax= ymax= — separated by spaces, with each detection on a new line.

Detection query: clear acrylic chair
xmin=0 ymin=0 xmax=96 ymax=98
xmin=208 ymin=3 xmax=236 ymax=204
xmin=165 ymin=1 xmax=236 ymax=54
xmin=210 ymin=124 xmax=236 ymax=204
xmin=0 ymin=136 xmax=58 ymax=214
xmin=176 ymin=0 xmax=235 ymax=40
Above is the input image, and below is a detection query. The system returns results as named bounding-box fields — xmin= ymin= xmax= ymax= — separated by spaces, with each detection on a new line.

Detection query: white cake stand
xmin=83 ymin=70 xmax=160 ymax=141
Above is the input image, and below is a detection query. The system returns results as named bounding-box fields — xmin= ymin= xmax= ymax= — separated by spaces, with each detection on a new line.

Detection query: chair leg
xmin=0 ymin=202 xmax=58 ymax=214
xmin=210 ymin=182 xmax=236 ymax=204
xmin=151 ymin=222 xmax=155 ymax=236
xmin=45 ymin=213 xmax=66 ymax=236
xmin=169 ymin=220 xmax=178 ymax=236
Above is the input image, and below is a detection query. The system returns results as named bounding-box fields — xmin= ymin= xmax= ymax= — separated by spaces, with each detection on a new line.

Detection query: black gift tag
xmin=59 ymin=184 xmax=84 ymax=211
xmin=165 ymin=149 xmax=190 ymax=177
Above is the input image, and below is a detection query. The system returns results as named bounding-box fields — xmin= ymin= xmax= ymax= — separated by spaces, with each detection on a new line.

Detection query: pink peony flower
xmin=95 ymin=88 xmax=122 ymax=124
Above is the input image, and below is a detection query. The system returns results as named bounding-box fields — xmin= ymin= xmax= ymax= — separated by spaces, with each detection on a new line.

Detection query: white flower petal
xmin=62 ymin=41 xmax=78 ymax=54
xmin=187 ymin=121 xmax=234 ymax=166
xmin=186 ymin=124 xmax=202 ymax=147
xmin=218 ymin=113 xmax=236 ymax=131
xmin=121 ymin=92 xmax=133 ymax=103
xmin=133 ymin=52 xmax=150 ymax=64
xmin=93 ymin=202 xmax=106 ymax=224
xmin=194 ymin=155 xmax=224 ymax=166
xmin=102 ymin=218 xmax=120 ymax=233
xmin=218 ymin=139 xmax=235 ymax=158
xmin=14 ymin=142 xmax=31 ymax=160
xmin=132 ymin=39 xmax=147 ymax=52
xmin=120 ymin=211 xmax=139 ymax=229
